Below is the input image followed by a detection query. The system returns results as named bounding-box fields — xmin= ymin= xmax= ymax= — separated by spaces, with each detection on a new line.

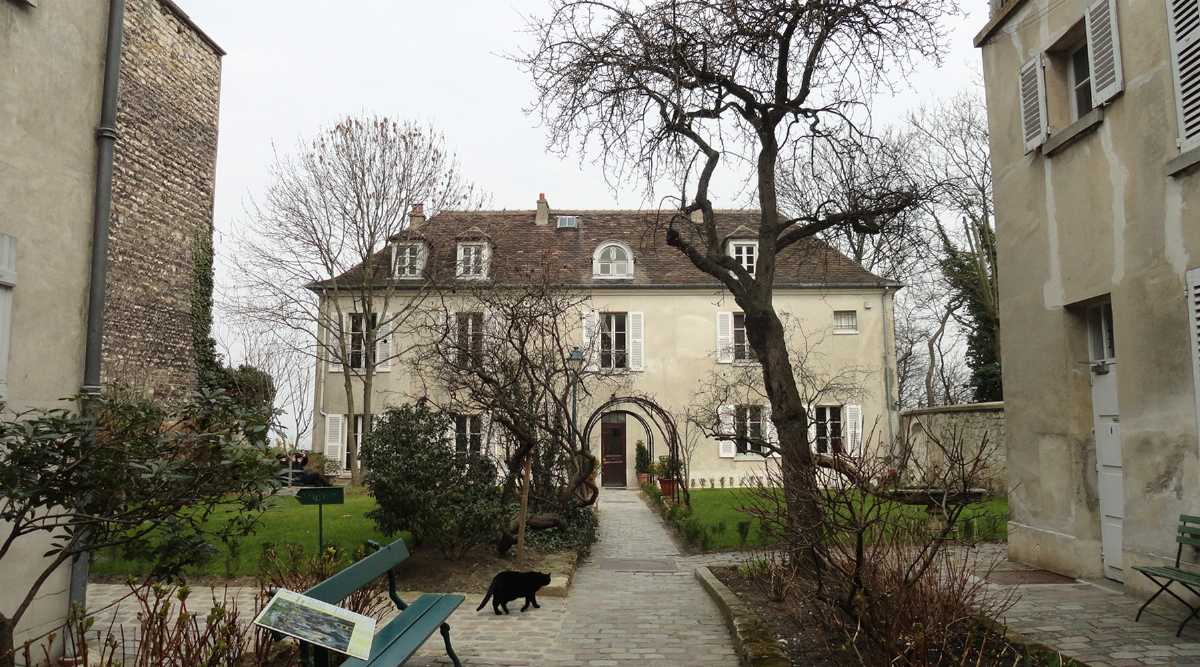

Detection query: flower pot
xmin=637 ymin=472 xmax=650 ymax=485
xmin=658 ymin=477 xmax=676 ymax=496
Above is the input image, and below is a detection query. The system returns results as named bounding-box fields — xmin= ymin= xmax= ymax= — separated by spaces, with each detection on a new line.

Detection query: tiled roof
xmin=311 ymin=209 xmax=895 ymax=290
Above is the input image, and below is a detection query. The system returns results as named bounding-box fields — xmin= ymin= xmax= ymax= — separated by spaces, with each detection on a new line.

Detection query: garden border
xmin=694 ymin=565 xmax=790 ymax=667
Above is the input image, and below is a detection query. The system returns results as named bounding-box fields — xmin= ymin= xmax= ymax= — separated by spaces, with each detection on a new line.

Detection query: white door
xmin=1088 ymin=302 xmax=1124 ymax=582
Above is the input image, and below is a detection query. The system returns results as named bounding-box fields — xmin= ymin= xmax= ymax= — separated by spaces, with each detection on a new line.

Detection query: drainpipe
xmin=69 ymin=0 xmax=126 ymax=624
xmin=880 ymin=286 xmax=897 ymax=445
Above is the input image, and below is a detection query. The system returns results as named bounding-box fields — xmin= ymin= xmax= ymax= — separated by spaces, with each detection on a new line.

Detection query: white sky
xmin=180 ymin=1 xmax=989 ymax=444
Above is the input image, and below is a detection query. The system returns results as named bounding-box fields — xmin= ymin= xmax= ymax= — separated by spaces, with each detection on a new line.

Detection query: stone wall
xmin=899 ymin=402 xmax=1006 ymax=494
xmin=103 ymin=0 xmax=223 ymax=396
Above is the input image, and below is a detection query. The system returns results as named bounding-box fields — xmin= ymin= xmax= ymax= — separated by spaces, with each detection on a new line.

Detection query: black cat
xmin=476 ymin=570 xmax=552 ymax=615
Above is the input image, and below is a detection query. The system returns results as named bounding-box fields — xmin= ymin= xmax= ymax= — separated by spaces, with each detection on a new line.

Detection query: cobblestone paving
xmin=88 ymin=489 xmax=738 ymax=666
xmin=989 ymin=569 xmax=1200 ymax=666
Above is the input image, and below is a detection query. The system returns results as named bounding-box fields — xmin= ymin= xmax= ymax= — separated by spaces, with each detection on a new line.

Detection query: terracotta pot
xmin=658 ymin=478 xmax=676 ymax=496
xmin=637 ymin=472 xmax=650 ymax=485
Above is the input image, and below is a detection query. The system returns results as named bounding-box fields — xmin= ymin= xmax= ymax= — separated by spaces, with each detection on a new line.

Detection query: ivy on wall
xmin=191 ymin=228 xmax=223 ymax=389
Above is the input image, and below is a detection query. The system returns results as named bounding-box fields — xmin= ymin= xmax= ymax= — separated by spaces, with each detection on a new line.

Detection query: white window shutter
xmin=0 ymin=235 xmax=15 ymax=401
xmin=376 ymin=322 xmax=391 ymax=370
xmin=807 ymin=409 xmax=817 ymax=452
xmin=482 ymin=243 xmax=492 ymax=278
xmin=324 ymin=414 xmax=345 ymax=465
xmin=763 ymin=404 xmax=779 ymax=453
xmin=718 ymin=404 xmax=736 ymax=458
xmin=456 ymin=244 xmax=465 ymax=276
xmin=328 ymin=313 xmax=344 ymax=372
xmin=1019 ymin=55 xmax=1049 ymax=153
xmin=1168 ymin=0 xmax=1200 ymax=151
xmin=628 ymin=312 xmax=644 ymax=371
xmin=581 ymin=310 xmax=599 ymax=371
xmin=1188 ymin=268 xmax=1200 ymax=450
xmin=716 ymin=312 xmax=734 ymax=363
xmin=1085 ymin=0 xmax=1123 ymax=105
xmin=844 ymin=404 xmax=863 ymax=455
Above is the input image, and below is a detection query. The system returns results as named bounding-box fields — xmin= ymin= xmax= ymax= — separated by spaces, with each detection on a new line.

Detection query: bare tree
xmin=521 ymin=0 xmax=954 ymax=556
xmin=411 ymin=259 xmax=625 ymax=541
xmin=227 ymin=116 xmax=483 ymax=484
xmin=910 ymin=90 xmax=1001 ymax=401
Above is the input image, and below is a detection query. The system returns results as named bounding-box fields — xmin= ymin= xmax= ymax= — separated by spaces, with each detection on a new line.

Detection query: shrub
xmin=526 ymin=505 xmax=599 ymax=556
xmin=360 ymin=404 xmax=506 ymax=559
xmin=0 ymin=388 xmax=278 ymax=663
xmin=635 ymin=440 xmax=652 ymax=475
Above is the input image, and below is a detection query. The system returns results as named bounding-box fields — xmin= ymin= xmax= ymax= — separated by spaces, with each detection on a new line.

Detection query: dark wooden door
xmin=600 ymin=413 xmax=627 ymax=487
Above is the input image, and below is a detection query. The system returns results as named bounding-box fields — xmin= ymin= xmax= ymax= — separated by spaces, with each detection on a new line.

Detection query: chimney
xmin=410 ymin=202 xmax=426 ymax=227
xmin=535 ymin=193 xmax=550 ymax=226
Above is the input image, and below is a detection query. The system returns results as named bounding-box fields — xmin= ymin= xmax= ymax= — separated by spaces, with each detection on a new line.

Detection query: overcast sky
xmin=180 ymin=0 xmax=988 ymax=443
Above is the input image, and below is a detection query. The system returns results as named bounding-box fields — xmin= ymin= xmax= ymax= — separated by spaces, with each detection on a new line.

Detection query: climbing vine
xmin=191 ymin=227 xmax=223 ymax=389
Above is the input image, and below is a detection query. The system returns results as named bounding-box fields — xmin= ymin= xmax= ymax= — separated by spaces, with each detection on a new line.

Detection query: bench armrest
xmin=366 ymin=539 xmax=408 ymax=611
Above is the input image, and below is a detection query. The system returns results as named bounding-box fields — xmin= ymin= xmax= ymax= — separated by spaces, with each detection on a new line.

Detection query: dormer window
xmin=729 ymin=240 xmax=757 ymax=276
xmin=557 ymin=215 xmax=579 ymax=229
xmin=457 ymin=242 xmax=489 ymax=279
xmin=393 ymin=242 xmax=424 ymax=278
xmin=593 ymin=242 xmax=634 ymax=279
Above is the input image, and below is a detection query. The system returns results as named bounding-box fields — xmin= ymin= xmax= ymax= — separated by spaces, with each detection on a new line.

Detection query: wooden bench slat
xmin=341 ymin=594 xmax=464 ymax=666
xmin=1133 ymin=565 xmax=1200 ymax=585
xmin=304 ymin=538 xmax=411 ymax=604
xmin=1180 ymin=514 xmax=1200 ymax=524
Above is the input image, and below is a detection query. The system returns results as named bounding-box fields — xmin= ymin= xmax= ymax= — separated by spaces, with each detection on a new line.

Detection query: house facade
xmin=311 ymin=199 xmax=900 ymax=489
xmin=1 ymin=0 xmax=223 ymax=651
xmin=976 ymin=0 xmax=1200 ymax=589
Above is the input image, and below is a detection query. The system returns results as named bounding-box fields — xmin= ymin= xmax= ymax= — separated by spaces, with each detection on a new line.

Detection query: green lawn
xmin=674 ymin=487 xmax=1008 ymax=551
xmin=91 ymin=487 xmax=408 ymax=579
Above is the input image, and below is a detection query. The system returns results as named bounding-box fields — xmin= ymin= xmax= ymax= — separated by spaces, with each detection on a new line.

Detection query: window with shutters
xmin=349 ymin=313 xmax=378 ymax=370
xmin=455 ymin=414 xmax=483 ymax=454
xmin=456 ymin=311 xmax=484 ymax=367
xmin=833 ymin=310 xmax=858 ymax=334
xmin=1069 ymin=43 xmax=1094 ymax=120
xmin=345 ymin=414 xmax=371 ymax=471
xmin=815 ymin=406 xmax=844 ymax=454
xmin=1087 ymin=301 xmax=1117 ymax=362
xmin=600 ymin=312 xmax=628 ymax=370
xmin=1168 ymin=0 xmax=1200 ymax=152
xmin=729 ymin=241 xmax=758 ymax=276
xmin=1188 ymin=269 xmax=1200 ymax=448
xmin=457 ymin=242 xmax=488 ymax=278
xmin=735 ymin=405 xmax=765 ymax=455
xmin=393 ymin=242 xmax=424 ymax=278
xmin=733 ymin=313 xmax=755 ymax=361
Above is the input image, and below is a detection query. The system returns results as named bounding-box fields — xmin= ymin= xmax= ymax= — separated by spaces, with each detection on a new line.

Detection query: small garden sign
xmin=297 ymin=486 xmax=345 ymax=551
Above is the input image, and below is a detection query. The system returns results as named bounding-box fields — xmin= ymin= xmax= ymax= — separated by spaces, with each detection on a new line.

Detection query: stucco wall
xmin=313 ymin=286 xmax=899 ymax=489
xmin=899 ymin=403 xmax=1006 ymax=493
xmin=979 ymin=0 xmax=1200 ymax=590
xmin=0 ymin=0 xmax=223 ymax=654
xmin=0 ymin=0 xmax=109 ymax=652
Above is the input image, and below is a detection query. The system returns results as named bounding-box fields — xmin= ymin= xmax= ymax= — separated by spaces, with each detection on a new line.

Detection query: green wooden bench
xmin=297 ymin=538 xmax=464 ymax=667
xmin=1134 ymin=514 xmax=1200 ymax=637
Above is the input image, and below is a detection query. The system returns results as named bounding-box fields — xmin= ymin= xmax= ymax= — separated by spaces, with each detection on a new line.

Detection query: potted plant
xmin=635 ymin=440 xmax=652 ymax=485
xmin=656 ymin=455 xmax=679 ymax=496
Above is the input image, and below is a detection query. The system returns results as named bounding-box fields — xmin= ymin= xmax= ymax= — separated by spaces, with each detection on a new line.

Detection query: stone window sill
xmin=1167 ymin=146 xmax=1200 ymax=178
xmin=1044 ymin=108 xmax=1104 ymax=158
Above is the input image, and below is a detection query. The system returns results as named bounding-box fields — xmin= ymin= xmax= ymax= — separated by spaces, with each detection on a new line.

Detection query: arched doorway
xmin=582 ymin=396 xmax=685 ymax=503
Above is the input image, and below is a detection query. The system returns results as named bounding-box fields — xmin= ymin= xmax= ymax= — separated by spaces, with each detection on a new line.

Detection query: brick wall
xmin=103 ymin=0 xmax=222 ymax=396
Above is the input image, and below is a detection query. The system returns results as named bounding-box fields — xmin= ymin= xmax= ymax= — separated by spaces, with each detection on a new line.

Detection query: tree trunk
xmin=516 ymin=446 xmax=532 ymax=559
xmin=744 ymin=303 xmax=824 ymax=569
xmin=1 ymin=613 xmax=16 ymax=667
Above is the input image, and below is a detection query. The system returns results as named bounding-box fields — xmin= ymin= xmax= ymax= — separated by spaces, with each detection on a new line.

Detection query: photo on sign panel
xmin=253 ymin=589 xmax=375 ymax=659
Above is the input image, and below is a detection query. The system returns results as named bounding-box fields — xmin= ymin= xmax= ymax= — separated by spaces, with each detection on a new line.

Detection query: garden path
xmin=85 ymin=489 xmax=738 ymax=666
